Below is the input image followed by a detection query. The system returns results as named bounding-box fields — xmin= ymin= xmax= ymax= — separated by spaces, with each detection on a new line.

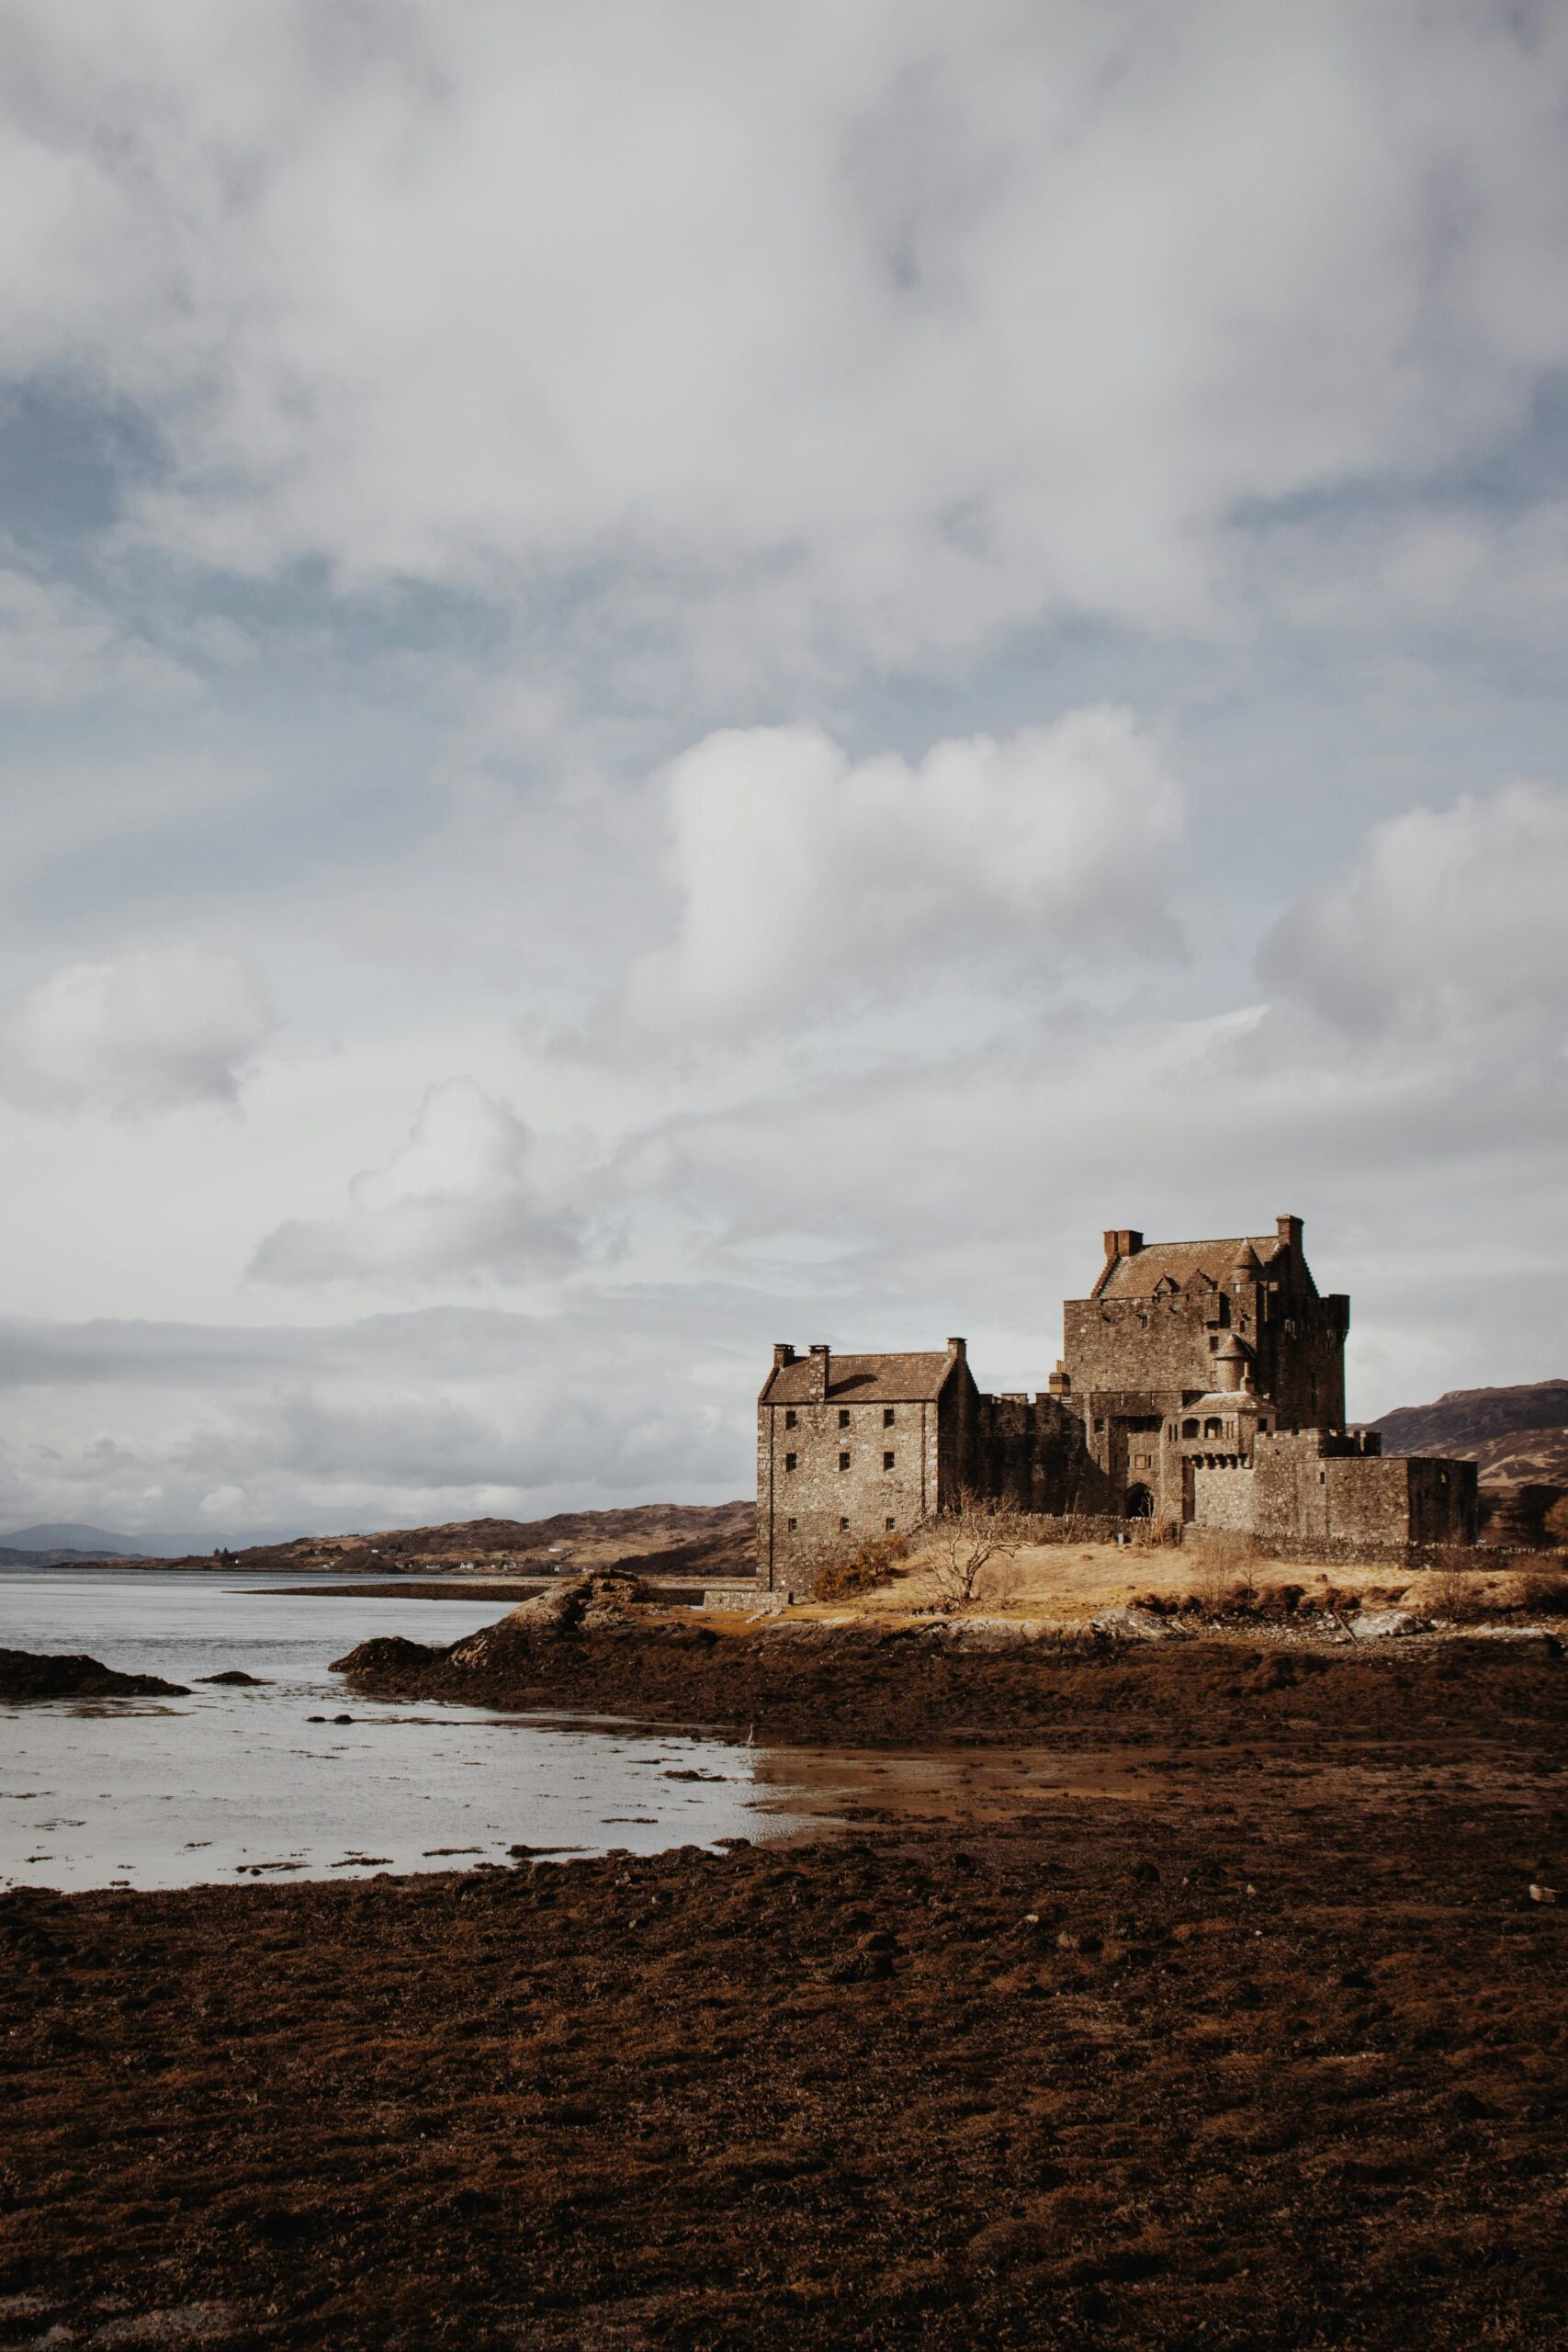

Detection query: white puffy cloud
xmin=1 ymin=5 xmax=1566 ymax=668
xmin=250 ymin=1076 xmax=587 ymax=1285
xmin=0 ymin=945 xmax=276 ymax=1115
xmin=626 ymin=707 xmax=1182 ymax=1035
xmin=1259 ymin=780 xmax=1568 ymax=1038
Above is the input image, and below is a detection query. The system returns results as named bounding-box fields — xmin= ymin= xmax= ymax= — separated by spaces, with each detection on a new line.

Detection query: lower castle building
xmin=756 ymin=1216 xmax=1477 ymax=1594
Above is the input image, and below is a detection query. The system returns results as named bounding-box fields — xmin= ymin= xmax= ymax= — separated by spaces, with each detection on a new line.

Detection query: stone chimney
xmin=1276 ymin=1215 xmax=1303 ymax=1252
xmin=1047 ymin=1359 xmax=1071 ymax=1396
xmin=772 ymin=1342 xmax=796 ymax=1370
xmin=947 ymin=1336 xmax=967 ymax=1363
xmin=807 ymin=1343 xmax=830 ymax=1402
xmin=1102 ymin=1228 xmax=1144 ymax=1262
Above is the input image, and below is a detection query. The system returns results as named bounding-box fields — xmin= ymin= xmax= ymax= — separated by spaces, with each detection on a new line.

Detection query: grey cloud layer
xmin=5 ymin=5 xmax=1568 ymax=672
xmin=0 ymin=1299 xmax=759 ymax=1542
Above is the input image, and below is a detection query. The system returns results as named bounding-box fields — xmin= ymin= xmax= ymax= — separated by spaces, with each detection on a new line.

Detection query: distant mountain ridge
xmin=1370 ymin=1380 xmax=1568 ymax=1493
xmin=0 ymin=1522 xmax=212 ymax=1562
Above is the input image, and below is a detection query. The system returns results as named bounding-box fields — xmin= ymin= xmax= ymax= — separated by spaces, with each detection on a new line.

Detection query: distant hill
xmin=152 ymin=1499 xmax=760 ymax=1580
xmin=0 ymin=1503 xmax=759 ymax=1577
xmin=0 ymin=1522 xmax=144 ymax=1556
xmin=0 ymin=1543 xmax=141 ymax=1567
xmin=0 ymin=1521 xmax=221 ymax=1558
xmin=1370 ymin=1381 xmax=1568 ymax=1490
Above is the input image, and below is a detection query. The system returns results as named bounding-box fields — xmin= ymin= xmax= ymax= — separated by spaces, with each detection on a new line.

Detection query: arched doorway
xmin=1125 ymin=1483 xmax=1154 ymax=1519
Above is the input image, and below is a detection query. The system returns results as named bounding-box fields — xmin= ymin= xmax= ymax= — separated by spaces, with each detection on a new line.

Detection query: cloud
xmin=3 ymin=6 xmax=1567 ymax=674
xmin=0 ymin=1297 xmax=757 ymax=1541
xmin=251 ymin=1076 xmax=587 ymax=1284
xmin=0 ymin=564 xmax=192 ymax=706
xmin=1259 ymin=780 xmax=1568 ymax=1038
xmin=0 ymin=945 xmax=276 ymax=1115
xmin=625 ymin=707 xmax=1183 ymax=1035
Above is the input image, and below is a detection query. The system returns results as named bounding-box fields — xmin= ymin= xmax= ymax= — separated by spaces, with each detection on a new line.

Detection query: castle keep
xmin=756 ymin=1216 xmax=1477 ymax=1594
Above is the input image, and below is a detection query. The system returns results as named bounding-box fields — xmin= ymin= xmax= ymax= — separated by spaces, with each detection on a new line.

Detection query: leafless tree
xmin=930 ymin=1486 xmax=1012 ymax=1610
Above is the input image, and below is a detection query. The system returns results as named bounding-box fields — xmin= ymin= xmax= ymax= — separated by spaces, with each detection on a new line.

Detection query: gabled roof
xmin=761 ymin=1351 xmax=962 ymax=1406
xmin=1093 ymin=1235 xmax=1286 ymax=1300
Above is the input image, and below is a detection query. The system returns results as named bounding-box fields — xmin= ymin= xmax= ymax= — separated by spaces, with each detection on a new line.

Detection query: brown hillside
xmin=173 ymin=1500 xmax=758 ymax=1579
xmin=1371 ymin=1380 xmax=1568 ymax=1490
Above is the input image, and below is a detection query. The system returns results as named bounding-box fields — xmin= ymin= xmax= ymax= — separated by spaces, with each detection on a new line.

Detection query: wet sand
xmin=4 ymin=1641 xmax=1565 ymax=2348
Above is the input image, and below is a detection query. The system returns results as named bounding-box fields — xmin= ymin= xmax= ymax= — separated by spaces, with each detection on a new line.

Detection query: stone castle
xmin=756 ymin=1216 xmax=1477 ymax=1595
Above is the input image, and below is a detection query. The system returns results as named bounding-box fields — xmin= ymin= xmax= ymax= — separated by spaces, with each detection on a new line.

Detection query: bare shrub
xmin=1429 ymin=1558 xmax=1483 ymax=1623
xmin=809 ymin=1532 xmax=909 ymax=1604
xmin=930 ymin=1487 xmax=1013 ymax=1611
xmin=1189 ymin=1551 xmax=1234 ymax=1619
xmin=1515 ymin=1566 xmax=1568 ymax=1618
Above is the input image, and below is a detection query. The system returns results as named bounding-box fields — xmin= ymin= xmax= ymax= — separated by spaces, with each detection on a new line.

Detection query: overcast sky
xmin=2 ymin=1 xmax=1566 ymax=1544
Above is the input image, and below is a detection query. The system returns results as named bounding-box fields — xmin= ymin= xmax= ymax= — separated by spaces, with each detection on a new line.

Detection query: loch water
xmin=0 ymin=1568 xmax=792 ymax=1891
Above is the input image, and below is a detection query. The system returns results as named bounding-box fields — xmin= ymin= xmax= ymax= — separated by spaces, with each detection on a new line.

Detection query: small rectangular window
xmin=840 ymin=1516 xmax=850 ymax=1532
xmin=785 ymin=1452 xmax=797 ymax=1472
xmin=784 ymin=1408 xmax=797 ymax=1429
xmin=885 ymin=1516 xmax=895 ymax=1532
xmin=883 ymin=1407 xmax=896 ymax=1427
xmin=839 ymin=1451 xmax=851 ymax=1470
xmin=883 ymin=1451 xmax=895 ymax=1470
xmin=838 ymin=1408 xmax=851 ymax=1428
xmin=786 ymin=1516 xmax=797 ymax=1531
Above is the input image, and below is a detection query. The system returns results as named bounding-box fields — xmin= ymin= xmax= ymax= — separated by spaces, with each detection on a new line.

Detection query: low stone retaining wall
xmin=702 ymin=1582 xmax=785 ymax=1611
xmin=1004 ymin=1514 xmax=1171 ymax=1547
xmin=1186 ymin=1532 xmax=1568 ymax=1574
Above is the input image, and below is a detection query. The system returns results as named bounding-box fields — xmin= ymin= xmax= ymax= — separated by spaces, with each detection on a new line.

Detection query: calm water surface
xmin=0 ymin=1569 xmax=809 ymax=1891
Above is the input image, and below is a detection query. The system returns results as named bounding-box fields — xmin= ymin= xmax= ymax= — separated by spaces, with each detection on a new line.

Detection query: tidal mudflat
xmin=4 ymin=1609 xmax=1565 ymax=2348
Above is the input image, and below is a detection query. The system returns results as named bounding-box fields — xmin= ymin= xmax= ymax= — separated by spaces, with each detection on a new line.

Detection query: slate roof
xmin=1093 ymin=1235 xmax=1285 ymax=1300
xmin=761 ymin=1351 xmax=960 ymax=1406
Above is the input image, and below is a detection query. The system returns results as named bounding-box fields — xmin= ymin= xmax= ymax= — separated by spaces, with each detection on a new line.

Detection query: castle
xmin=755 ymin=1216 xmax=1477 ymax=1595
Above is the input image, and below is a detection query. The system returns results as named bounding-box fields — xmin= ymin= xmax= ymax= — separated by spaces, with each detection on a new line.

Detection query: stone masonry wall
xmin=1190 ymin=1464 xmax=1258 ymax=1533
xmin=758 ymin=1391 xmax=939 ymax=1595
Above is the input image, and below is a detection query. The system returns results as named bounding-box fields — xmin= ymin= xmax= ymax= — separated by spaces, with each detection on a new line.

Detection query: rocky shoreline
xmin=5 ymin=1604 xmax=1565 ymax=2346
xmin=5 ymin=1706 xmax=1565 ymax=2349
xmin=0 ymin=1646 xmax=188 ymax=1702
xmin=333 ymin=1602 xmax=1568 ymax=1750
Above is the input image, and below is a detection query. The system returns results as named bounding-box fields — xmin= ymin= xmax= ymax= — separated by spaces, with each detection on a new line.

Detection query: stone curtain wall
xmin=1191 ymin=1464 xmax=1258 ymax=1532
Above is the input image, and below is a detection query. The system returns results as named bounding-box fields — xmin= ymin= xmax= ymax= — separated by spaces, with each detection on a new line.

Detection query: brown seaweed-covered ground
xmin=3 ymin=1644 xmax=1567 ymax=2347
xmin=0 ymin=1646 xmax=188 ymax=1702
xmin=334 ymin=1611 xmax=1567 ymax=1750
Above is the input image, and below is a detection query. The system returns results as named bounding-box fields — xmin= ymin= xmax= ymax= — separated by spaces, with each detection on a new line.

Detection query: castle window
xmin=839 ymin=1451 xmax=851 ymax=1470
xmin=840 ymin=1517 xmax=850 ymax=1532
xmin=787 ymin=1516 xmax=797 ymax=1531
xmin=883 ymin=1451 xmax=895 ymax=1470
xmin=838 ymin=1408 xmax=852 ymax=1428
xmin=885 ymin=1516 xmax=896 ymax=1531
xmin=784 ymin=1408 xmax=797 ymax=1429
xmin=1181 ymin=1418 xmax=1199 ymax=1438
xmin=785 ymin=1453 xmax=797 ymax=1472
xmin=1203 ymin=1418 xmax=1222 ymax=1438
xmin=883 ymin=1407 xmax=896 ymax=1427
